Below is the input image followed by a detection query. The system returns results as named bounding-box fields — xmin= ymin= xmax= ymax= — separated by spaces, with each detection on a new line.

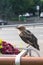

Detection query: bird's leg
xmin=27 ymin=49 xmax=32 ymax=56
xmin=27 ymin=45 xmax=32 ymax=56
xmin=28 ymin=49 xmax=31 ymax=56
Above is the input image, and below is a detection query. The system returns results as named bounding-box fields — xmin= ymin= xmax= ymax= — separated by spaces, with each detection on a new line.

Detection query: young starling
xmin=16 ymin=25 xmax=40 ymax=50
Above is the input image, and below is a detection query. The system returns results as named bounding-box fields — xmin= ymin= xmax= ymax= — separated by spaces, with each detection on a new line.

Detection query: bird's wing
xmin=19 ymin=30 xmax=33 ymax=44
xmin=19 ymin=30 xmax=40 ymax=50
xmin=21 ymin=30 xmax=32 ymax=38
xmin=24 ymin=30 xmax=37 ymax=41
xmin=25 ymin=30 xmax=36 ymax=37
xmin=19 ymin=33 xmax=32 ymax=45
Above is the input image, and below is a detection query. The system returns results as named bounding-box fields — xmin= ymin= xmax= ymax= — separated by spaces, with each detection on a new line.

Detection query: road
xmin=0 ymin=25 xmax=43 ymax=56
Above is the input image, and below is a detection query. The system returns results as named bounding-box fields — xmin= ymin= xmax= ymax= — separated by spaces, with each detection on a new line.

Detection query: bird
xmin=16 ymin=25 xmax=40 ymax=50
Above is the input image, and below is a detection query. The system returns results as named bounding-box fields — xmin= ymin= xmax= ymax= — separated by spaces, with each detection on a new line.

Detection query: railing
xmin=0 ymin=57 xmax=43 ymax=65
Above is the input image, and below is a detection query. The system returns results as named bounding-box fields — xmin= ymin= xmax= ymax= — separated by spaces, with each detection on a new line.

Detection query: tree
xmin=0 ymin=0 xmax=41 ymax=20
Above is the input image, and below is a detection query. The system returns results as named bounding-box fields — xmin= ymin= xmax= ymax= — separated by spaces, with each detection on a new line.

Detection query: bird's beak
xmin=16 ymin=26 xmax=19 ymax=29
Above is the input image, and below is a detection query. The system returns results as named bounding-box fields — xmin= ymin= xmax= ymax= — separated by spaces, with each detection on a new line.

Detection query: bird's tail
xmin=33 ymin=44 xmax=40 ymax=50
xmin=27 ymin=40 xmax=40 ymax=50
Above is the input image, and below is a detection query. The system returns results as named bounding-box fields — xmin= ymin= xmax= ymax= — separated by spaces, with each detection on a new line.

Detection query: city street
xmin=0 ymin=25 xmax=43 ymax=56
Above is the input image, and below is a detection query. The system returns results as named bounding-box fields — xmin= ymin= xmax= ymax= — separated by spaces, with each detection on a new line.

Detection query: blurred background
xmin=0 ymin=0 xmax=43 ymax=24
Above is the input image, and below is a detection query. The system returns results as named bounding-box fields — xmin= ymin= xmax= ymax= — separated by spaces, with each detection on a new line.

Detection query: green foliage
xmin=10 ymin=17 xmax=19 ymax=21
xmin=41 ymin=0 xmax=43 ymax=1
xmin=0 ymin=0 xmax=41 ymax=20
xmin=33 ymin=0 xmax=41 ymax=5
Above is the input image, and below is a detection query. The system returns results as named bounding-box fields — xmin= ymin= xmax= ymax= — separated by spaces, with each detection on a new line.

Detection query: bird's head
xmin=16 ymin=25 xmax=26 ymax=31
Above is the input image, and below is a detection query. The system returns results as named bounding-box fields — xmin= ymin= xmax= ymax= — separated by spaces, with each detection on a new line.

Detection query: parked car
xmin=0 ymin=20 xmax=8 ymax=25
xmin=40 ymin=12 xmax=43 ymax=18
xmin=23 ymin=13 xmax=30 ymax=17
